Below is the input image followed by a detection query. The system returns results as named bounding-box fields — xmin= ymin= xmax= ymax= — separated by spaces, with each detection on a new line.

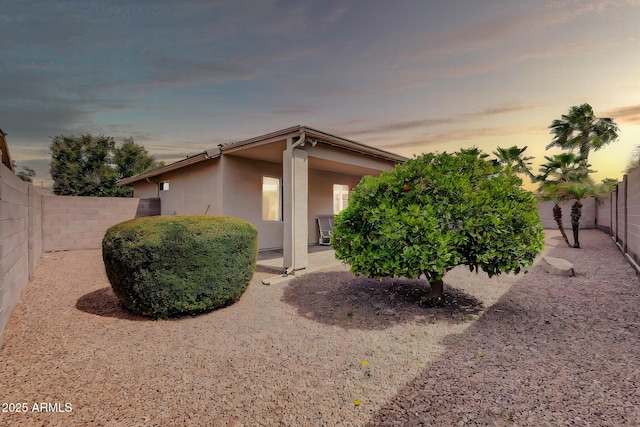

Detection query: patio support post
xmin=283 ymin=133 xmax=309 ymax=272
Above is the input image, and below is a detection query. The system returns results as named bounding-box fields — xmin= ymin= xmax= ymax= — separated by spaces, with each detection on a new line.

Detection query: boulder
xmin=541 ymin=256 xmax=575 ymax=277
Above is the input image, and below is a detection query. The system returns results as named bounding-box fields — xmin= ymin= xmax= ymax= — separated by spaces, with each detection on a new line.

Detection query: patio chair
xmin=317 ymin=215 xmax=334 ymax=245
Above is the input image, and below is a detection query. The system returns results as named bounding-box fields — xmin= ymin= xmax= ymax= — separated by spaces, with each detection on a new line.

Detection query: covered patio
xmin=257 ymin=244 xmax=345 ymax=285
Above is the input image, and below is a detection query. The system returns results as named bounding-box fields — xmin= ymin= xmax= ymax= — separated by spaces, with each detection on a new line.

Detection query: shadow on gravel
xmin=282 ymin=271 xmax=484 ymax=330
xmin=76 ymin=287 xmax=150 ymax=321
xmin=364 ymin=230 xmax=640 ymax=426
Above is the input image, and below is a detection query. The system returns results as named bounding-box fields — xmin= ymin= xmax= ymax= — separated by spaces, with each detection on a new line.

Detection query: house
xmin=118 ymin=126 xmax=407 ymax=272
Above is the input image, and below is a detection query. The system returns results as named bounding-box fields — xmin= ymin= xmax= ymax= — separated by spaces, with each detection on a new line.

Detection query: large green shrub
xmin=102 ymin=215 xmax=258 ymax=318
xmin=331 ymin=150 xmax=544 ymax=298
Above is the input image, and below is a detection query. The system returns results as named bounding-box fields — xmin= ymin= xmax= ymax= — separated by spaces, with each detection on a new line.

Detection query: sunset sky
xmin=2 ymin=0 xmax=639 ymax=188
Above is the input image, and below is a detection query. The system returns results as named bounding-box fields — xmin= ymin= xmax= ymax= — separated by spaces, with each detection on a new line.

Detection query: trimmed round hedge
xmin=102 ymin=215 xmax=258 ymax=318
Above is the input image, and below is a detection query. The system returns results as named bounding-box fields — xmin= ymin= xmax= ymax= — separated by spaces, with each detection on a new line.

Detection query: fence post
xmin=615 ymin=184 xmax=619 ymax=244
xmin=623 ymin=175 xmax=628 ymax=254
xmin=610 ymin=191 xmax=613 ymax=237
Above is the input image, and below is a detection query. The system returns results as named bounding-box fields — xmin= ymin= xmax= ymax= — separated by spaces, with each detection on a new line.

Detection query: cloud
xmin=468 ymin=103 xmax=537 ymax=118
xmin=375 ymin=125 xmax=543 ymax=151
xmin=604 ymin=104 xmax=640 ymax=125
xmin=343 ymin=118 xmax=458 ymax=138
xmin=417 ymin=1 xmax=613 ymax=59
xmin=340 ymin=103 xmax=537 ymax=140
xmin=139 ymin=58 xmax=258 ymax=90
xmin=269 ymin=105 xmax=321 ymax=115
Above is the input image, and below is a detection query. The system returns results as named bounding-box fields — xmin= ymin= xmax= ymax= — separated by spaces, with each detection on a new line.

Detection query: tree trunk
xmin=571 ymin=201 xmax=582 ymax=248
xmin=553 ymin=203 xmax=572 ymax=247
xmin=421 ymin=279 xmax=444 ymax=305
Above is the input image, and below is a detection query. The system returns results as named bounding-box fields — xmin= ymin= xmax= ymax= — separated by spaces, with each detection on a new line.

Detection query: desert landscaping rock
xmin=0 ymin=230 xmax=638 ymax=426
xmin=540 ymin=255 xmax=576 ymax=277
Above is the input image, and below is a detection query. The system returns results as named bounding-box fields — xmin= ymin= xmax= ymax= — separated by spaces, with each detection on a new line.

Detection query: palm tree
xmin=459 ymin=146 xmax=489 ymax=159
xmin=547 ymin=103 xmax=619 ymax=167
xmin=599 ymin=178 xmax=619 ymax=192
xmin=493 ymin=145 xmax=536 ymax=182
xmin=537 ymin=153 xmax=590 ymax=184
xmin=538 ymin=183 xmax=572 ymax=247
xmin=556 ymin=180 xmax=599 ymax=249
xmin=537 ymin=153 xmax=590 ymax=248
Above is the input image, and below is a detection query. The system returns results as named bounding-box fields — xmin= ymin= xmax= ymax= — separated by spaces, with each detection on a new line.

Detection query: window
xmin=159 ymin=181 xmax=170 ymax=191
xmin=333 ymin=184 xmax=349 ymax=214
xmin=262 ymin=177 xmax=282 ymax=221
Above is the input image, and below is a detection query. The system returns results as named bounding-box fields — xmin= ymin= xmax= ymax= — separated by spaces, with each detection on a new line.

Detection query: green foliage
xmin=547 ymin=103 xmax=618 ymax=167
xmin=536 ymin=153 xmax=590 ymax=186
xmin=538 ymin=104 xmax=619 ymax=248
xmin=493 ymin=145 xmax=536 ymax=183
xmin=50 ymin=134 xmax=162 ymax=197
xmin=331 ymin=150 xmax=544 ymax=282
xmin=114 ymin=137 xmax=164 ymax=178
xmin=102 ymin=215 xmax=258 ymax=318
xmin=625 ymin=145 xmax=640 ymax=174
xmin=16 ymin=166 xmax=36 ymax=182
xmin=599 ymin=178 xmax=619 ymax=192
xmin=556 ymin=179 xmax=600 ymax=249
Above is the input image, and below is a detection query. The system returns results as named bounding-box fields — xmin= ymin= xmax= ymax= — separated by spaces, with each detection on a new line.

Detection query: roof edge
xmin=117 ymin=152 xmax=214 ymax=186
xmin=118 ymin=125 xmax=407 ymax=186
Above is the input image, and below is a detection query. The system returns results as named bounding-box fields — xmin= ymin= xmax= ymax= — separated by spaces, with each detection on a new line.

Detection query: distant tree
xmin=493 ymin=145 xmax=536 ymax=182
xmin=599 ymin=178 xmax=619 ymax=192
xmin=50 ymin=134 xmax=161 ymax=197
xmin=17 ymin=166 xmax=36 ymax=182
xmin=331 ymin=150 xmax=544 ymax=303
xmin=114 ymin=137 xmax=164 ymax=179
xmin=624 ymin=145 xmax=640 ymax=174
xmin=12 ymin=161 xmax=36 ymax=182
xmin=547 ymin=103 xmax=618 ymax=168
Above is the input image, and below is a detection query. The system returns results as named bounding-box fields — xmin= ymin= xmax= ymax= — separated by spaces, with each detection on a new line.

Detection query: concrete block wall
xmin=28 ymin=185 xmax=42 ymax=280
xmin=617 ymin=176 xmax=627 ymax=246
xmin=0 ymin=163 xmax=37 ymax=348
xmin=611 ymin=190 xmax=619 ymax=240
xmin=596 ymin=166 xmax=640 ymax=271
xmin=537 ymin=198 xmax=597 ymax=230
xmin=41 ymin=195 xmax=141 ymax=251
xmin=624 ymin=167 xmax=640 ymax=266
xmin=596 ymin=193 xmax=612 ymax=233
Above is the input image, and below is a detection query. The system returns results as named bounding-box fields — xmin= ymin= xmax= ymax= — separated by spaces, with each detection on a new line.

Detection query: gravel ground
xmin=369 ymin=230 xmax=640 ymax=427
xmin=0 ymin=229 xmax=637 ymax=426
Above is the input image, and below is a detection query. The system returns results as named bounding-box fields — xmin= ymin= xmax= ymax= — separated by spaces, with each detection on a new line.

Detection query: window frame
xmin=333 ymin=184 xmax=350 ymax=214
xmin=262 ymin=176 xmax=282 ymax=222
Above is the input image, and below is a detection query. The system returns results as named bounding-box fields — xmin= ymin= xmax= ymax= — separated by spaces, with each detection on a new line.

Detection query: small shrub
xmin=102 ymin=215 xmax=258 ymax=318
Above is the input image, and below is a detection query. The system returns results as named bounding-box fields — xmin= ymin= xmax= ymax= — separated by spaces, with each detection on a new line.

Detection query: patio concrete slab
xmin=258 ymin=245 xmax=346 ymax=285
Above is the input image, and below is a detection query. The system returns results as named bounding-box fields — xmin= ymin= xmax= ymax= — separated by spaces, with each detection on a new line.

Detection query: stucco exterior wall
xmin=223 ymin=155 xmax=283 ymax=250
xmin=133 ymin=180 xmax=158 ymax=198
xmin=308 ymin=169 xmax=362 ymax=245
xmin=153 ymin=159 xmax=222 ymax=216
